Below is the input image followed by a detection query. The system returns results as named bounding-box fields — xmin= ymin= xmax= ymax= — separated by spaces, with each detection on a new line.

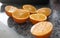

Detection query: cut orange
xmin=29 ymin=14 xmax=47 ymax=24
xmin=31 ymin=22 xmax=53 ymax=38
xmin=5 ymin=5 xmax=18 ymax=17
xmin=36 ymin=8 xmax=51 ymax=16
xmin=12 ymin=9 xmax=30 ymax=23
xmin=23 ymin=5 xmax=36 ymax=14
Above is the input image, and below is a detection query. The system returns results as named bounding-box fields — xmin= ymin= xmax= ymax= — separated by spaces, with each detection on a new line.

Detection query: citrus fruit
xmin=31 ymin=22 xmax=53 ymax=38
xmin=5 ymin=5 xmax=18 ymax=17
xmin=23 ymin=5 xmax=36 ymax=14
xmin=12 ymin=9 xmax=30 ymax=23
xmin=36 ymin=8 xmax=51 ymax=16
xmin=29 ymin=14 xmax=47 ymax=24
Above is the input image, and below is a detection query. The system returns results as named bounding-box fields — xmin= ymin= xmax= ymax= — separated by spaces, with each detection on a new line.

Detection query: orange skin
xmin=35 ymin=30 xmax=52 ymax=38
xmin=30 ymin=18 xmax=40 ymax=24
xmin=30 ymin=18 xmax=46 ymax=24
xmin=13 ymin=17 xmax=28 ymax=24
xmin=5 ymin=10 xmax=12 ymax=17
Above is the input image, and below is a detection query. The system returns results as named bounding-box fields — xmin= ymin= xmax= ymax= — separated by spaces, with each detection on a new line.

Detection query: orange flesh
xmin=24 ymin=6 xmax=35 ymax=12
xmin=8 ymin=7 xmax=17 ymax=12
xmin=36 ymin=8 xmax=51 ymax=16
xmin=23 ymin=5 xmax=36 ymax=13
xmin=30 ymin=14 xmax=47 ymax=21
xmin=5 ymin=6 xmax=17 ymax=13
xmin=12 ymin=9 xmax=30 ymax=18
xmin=31 ymin=22 xmax=53 ymax=36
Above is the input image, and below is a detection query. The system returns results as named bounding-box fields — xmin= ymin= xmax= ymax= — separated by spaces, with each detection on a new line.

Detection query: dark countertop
xmin=0 ymin=3 xmax=60 ymax=38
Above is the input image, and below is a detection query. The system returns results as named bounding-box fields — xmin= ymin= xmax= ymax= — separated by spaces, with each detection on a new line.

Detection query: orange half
xmin=31 ymin=22 xmax=53 ymax=38
xmin=36 ymin=7 xmax=51 ymax=16
xmin=5 ymin=5 xmax=18 ymax=17
xmin=12 ymin=9 xmax=30 ymax=23
xmin=29 ymin=14 xmax=47 ymax=24
xmin=23 ymin=5 xmax=36 ymax=14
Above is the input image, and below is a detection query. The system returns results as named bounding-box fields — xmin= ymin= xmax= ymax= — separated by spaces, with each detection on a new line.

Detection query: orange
xmin=5 ymin=5 xmax=18 ymax=17
xmin=23 ymin=5 xmax=36 ymax=14
xmin=12 ymin=9 xmax=30 ymax=23
xmin=31 ymin=22 xmax=53 ymax=38
xmin=36 ymin=8 xmax=51 ymax=16
xmin=29 ymin=14 xmax=47 ymax=24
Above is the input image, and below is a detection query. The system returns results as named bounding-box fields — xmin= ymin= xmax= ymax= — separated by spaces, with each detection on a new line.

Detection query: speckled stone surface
xmin=8 ymin=18 xmax=34 ymax=38
xmin=48 ymin=10 xmax=60 ymax=38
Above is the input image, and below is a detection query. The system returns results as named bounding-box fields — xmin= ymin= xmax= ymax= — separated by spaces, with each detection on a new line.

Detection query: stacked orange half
xmin=12 ymin=9 xmax=30 ymax=23
xmin=5 ymin=5 xmax=18 ymax=17
xmin=23 ymin=5 xmax=36 ymax=14
xmin=36 ymin=8 xmax=51 ymax=16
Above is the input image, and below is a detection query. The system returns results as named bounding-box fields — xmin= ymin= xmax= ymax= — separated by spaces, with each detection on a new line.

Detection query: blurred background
xmin=0 ymin=0 xmax=49 ymax=5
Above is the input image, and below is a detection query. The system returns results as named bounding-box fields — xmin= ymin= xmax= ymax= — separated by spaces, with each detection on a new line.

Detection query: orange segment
xmin=23 ymin=5 xmax=36 ymax=14
xmin=31 ymin=22 xmax=53 ymax=38
xmin=36 ymin=8 xmax=51 ymax=16
xmin=12 ymin=9 xmax=30 ymax=23
xmin=5 ymin=5 xmax=18 ymax=17
xmin=29 ymin=14 xmax=47 ymax=24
